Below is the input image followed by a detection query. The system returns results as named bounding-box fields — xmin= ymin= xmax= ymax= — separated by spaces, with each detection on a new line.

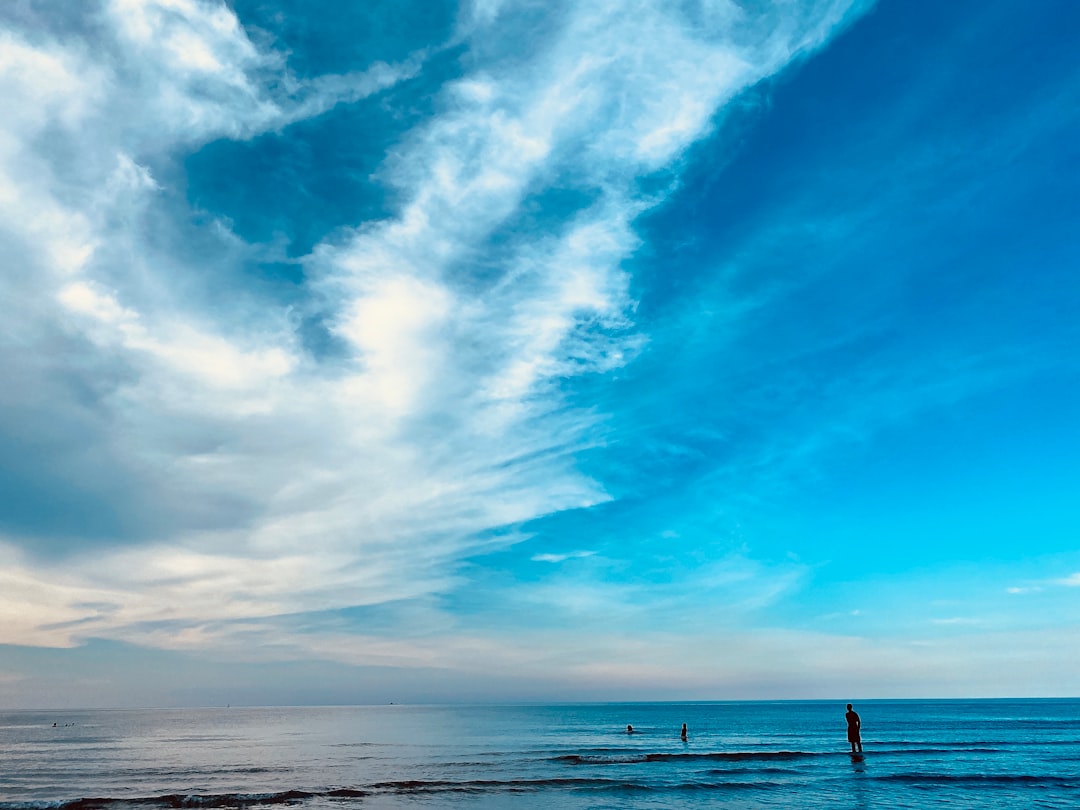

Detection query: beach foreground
xmin=2 ymin=700 xmax=1078 ymax=809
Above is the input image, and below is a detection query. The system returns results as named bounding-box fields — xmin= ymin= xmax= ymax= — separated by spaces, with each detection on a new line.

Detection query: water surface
xmin=2 ymin=700 xmax=1078 ymax=808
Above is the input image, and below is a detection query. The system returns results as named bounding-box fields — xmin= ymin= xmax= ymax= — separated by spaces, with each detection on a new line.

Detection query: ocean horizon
xmin=3 ymin=698 xmax=1078 ymax=809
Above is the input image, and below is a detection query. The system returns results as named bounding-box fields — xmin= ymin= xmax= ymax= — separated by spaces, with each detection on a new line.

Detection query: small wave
xmin=671 ymin=780 xmax=790 ymax=791
xmin=872 ymin=738 xmax=1075 ymax=748
xmin=867 ymin=746 xmax=1003 ymax=754
xmin=0 ymin=780 xmax=655 ymax=810
xmin=217 ymin=768 xmax=287 ymax=775
xmin=10 ymin=767 xmax=1074 ymax=810
xmin=1012 ymin=718 xmax=1080 ymax=727
xmin=365 ymin=777 xmax=636 ymax=794
xmin=555 ymin=750 xmax=819 ymax=765
xmin=873 ymin=773 xmax=1080 ymax=787
xmin=428 ymin=761 xmax=499 ymax=768
xmin=1 ymin=791 xmax=321 ymax=810
xmin=648 ymin=751 xmax=818 ymax=763
xmin=705 ymin=767 xmax=802 ymax=776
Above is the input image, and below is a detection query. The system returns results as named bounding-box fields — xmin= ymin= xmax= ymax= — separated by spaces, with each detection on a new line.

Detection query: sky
xmin=1 ymin=0 xmax=1078 ymax=708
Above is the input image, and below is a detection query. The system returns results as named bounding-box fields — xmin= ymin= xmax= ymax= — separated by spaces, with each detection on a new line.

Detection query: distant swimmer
xmin=626 ymin=724 xmax=634 ymax=734
xmin=845 ymin=704 xmax=862 ymax=753
xmin=680 ymin=723 xmax=688 ymax=740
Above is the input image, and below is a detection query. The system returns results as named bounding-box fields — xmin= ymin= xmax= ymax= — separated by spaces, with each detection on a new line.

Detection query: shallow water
xmin=2 ymin=700 xmax=1078 ymax=809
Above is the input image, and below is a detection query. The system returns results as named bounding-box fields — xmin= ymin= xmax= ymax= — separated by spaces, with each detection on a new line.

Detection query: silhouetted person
xmin=626 ymin=724 xmax=634 ymax=734
xmin=680 ymin=723 xmax=688 ymax=740
xmin=845 ymin=704 xmax=862 ymax=753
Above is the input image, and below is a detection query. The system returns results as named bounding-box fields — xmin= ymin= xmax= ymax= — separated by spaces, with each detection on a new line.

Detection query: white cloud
xmin=0 ymin=0 xmax=865 ymax=665
xmin=532 ymin=551 xmax=596 ymax=563
xmin=1006 ymin=586 xmax=1042 ymax=595
xmin=819 ymin=609 xmax=862 ymax=620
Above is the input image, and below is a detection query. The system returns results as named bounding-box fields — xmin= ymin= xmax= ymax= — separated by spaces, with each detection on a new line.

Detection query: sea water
xmin=2 ymin=700 xmax=1078 ymax=809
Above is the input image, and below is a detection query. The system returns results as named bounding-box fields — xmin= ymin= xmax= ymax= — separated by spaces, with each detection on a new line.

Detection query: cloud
xmin=1008 ymin=572 xmax=1079 ymax=592
xmin=819 ymin=609 xmax=861 ymax=620
xmin=0 ymin=0 xmax=866 ymax=663
xmin=532 ymin=551 xmax=596 ymax=563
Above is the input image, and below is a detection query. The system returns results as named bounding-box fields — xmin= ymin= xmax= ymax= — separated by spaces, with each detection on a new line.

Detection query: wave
xmin=366 ymin=777 xmax=653 ymax=794
xmin=870 ymin=738 xmax=1077 ymax=748
xmin=5 ymin=769 xmax=1078 ymax=810
xmin=871 ymin=773 xmax=1080 ymax=787
xmin=0 ymin=780 xmax=645 ymax=810
xmin=372 ymin=777 xmax=794 ymax=794
xmin=862 ymin=746 xmax=1003 ymax=754
xmin=554 ymin=750 xmax=820 ymax=765
xmin=705 ymin=767 xmax=802 ymax=776
xmin=0 ymin=792 xmax=325 ymax=810
xmin=0 ymin=774 xmax=795 ymax=810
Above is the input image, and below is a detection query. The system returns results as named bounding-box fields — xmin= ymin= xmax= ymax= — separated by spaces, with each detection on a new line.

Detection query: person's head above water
xmin=846 ymin=704 xmax=853 ymax=711
xmin=626 ymin=724 xmax=633 ymax=733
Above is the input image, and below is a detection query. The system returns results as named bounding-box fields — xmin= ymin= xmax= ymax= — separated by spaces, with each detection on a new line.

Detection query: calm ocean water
xmin=2 ymin=700 xmax=1078 ymax=809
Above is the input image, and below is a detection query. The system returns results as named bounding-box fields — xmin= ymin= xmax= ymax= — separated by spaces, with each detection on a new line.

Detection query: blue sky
xmin=1 ymin=0 xmax=1078 ymax=707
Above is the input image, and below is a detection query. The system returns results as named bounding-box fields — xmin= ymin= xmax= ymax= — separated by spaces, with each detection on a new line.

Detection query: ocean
xmin=2 ymin=700 xmax=1078 ymax=809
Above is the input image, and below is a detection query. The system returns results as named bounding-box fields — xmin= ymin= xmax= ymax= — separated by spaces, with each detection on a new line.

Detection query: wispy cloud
xmin=819 ymin=609 xmax=862 ymax=620
xmin=0 ymin=0 xmax=865 ymax=667
xmin=532 ymin=551 xmax=596 ymax=563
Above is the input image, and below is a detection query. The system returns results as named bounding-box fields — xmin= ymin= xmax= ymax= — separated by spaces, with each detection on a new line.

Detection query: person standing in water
xmin=845 ymin=704 xmax=862 ymax=753
xmin=680 ymin=723 xmax=688 ymax=740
